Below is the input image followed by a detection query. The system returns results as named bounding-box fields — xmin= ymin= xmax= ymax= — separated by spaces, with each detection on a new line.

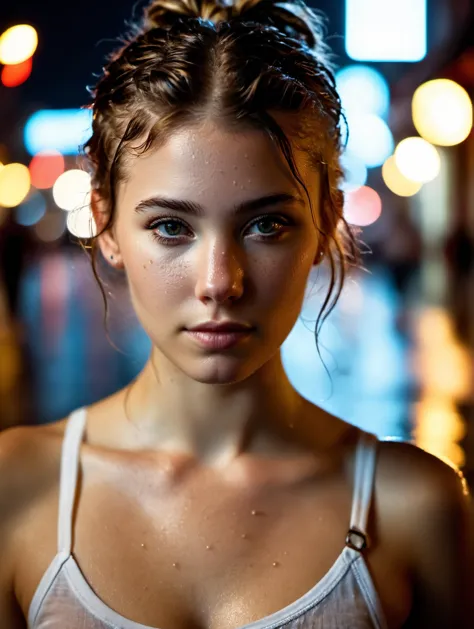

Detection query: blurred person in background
xmin=0 ymin=0 xmax=471 ymax=628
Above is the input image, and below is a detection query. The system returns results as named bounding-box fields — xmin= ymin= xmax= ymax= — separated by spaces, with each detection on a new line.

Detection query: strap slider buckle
xmin=345 ymin=527 xmax=369 ymax=552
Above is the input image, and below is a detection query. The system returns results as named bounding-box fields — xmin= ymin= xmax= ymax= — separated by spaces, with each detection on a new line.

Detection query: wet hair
xmin=81 ymin=0 xmax=360 ymax=352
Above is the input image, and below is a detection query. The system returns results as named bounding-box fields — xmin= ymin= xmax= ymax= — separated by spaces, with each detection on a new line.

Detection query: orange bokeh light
xmin=1 ymin=56 xmax=33 ymax=87
xmin=29 ymin=151 xmax=65 ymax=189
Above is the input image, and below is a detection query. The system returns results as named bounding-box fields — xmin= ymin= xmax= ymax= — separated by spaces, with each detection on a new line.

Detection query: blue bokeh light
xmin=24 ymin=109 xmax=93 ymax=155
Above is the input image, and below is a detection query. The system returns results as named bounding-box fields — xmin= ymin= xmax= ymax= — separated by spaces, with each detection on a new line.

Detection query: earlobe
xmin=313 ymin=249 xmax=325 ymax=265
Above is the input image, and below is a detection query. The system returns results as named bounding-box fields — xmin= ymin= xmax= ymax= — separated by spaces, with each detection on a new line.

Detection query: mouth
xmin=185 ymin=328 xmax=254 ymax=350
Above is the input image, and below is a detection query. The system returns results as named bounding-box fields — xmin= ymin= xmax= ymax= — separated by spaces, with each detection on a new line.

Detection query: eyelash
xmin=146 ymin=214 xmax=292 ymax=245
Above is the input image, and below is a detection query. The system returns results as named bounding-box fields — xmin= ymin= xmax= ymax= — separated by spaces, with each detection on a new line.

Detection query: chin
xmin=181 ymin=357 xmax=259 ymax=385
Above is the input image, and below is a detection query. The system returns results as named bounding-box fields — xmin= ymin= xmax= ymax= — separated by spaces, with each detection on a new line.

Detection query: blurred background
xmin=0 ymin=0 xmax=473 ymax=489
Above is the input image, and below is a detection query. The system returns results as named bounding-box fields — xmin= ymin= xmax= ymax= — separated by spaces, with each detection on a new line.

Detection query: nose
xmin=194 ymin=237 xmax=244 ymax=305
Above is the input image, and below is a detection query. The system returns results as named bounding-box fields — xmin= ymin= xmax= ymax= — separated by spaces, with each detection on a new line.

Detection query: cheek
xmin=126 ymin=256 xmax=191 ymax=316
xmin=255 ymin=245 xmax=315 ymax=305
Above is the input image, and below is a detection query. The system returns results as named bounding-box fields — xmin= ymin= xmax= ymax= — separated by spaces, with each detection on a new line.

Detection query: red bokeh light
xmin=1 ymin=57 xmax=33 ymax=88
xmin=29 ymin=151 xmax=66 ymax=189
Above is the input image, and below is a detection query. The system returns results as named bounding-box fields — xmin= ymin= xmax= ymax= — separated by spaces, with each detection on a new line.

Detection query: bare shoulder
xmin=374 ymin=439 xmax=469 ymax=549
xmin=0 ymin=421 xmax=64 ymax=629
xmin=375 ymin=439 xmax=471 ymax=628
xmin=376 ymin=438 xmax=468 ymax=501
xmin=0 ymin=419 xmax=69 ymax=552
xmin=0 ymin=422 xmax=69 ymax=564
xmin=0 ymin=420 xmax=67 ymax=510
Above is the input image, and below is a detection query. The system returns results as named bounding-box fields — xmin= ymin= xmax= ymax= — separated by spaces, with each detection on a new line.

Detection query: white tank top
xmin=28 ymin=407 xmax=389 ymax=629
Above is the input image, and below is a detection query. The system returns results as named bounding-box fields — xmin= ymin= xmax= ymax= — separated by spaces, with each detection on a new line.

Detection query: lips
xmin=185 ymin=328 xmax=254 ymax=350
xmin=187 ymin=322 xmax=254 ymax=333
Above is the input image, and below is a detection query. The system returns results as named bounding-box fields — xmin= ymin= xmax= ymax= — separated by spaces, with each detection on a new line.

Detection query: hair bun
xmin=144 ymin=0 xmax=322 ymax=50
xmin=144 ymin=0 xmax=230 ymax=30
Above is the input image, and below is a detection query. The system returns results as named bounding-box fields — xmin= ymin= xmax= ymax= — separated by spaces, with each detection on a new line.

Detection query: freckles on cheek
xmin=132 ymin=259 xmax=191 ymax=304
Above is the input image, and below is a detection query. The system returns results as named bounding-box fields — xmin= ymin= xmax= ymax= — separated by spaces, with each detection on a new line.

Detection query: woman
xmin=0 ymin=0 xmax=470 ymax=627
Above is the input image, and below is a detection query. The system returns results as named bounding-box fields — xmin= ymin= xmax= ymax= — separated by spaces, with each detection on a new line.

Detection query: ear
xmin=90 ymin=189 xmax=124 ymax=269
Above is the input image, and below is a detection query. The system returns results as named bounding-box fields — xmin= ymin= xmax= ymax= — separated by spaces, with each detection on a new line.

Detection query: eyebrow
xmin=134 ymin=192 xmax=303 ymax=217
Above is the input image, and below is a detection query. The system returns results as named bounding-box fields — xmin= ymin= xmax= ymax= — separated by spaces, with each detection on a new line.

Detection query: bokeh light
xmin=345 ymin=113 xmax=394 ymax=168
xmin=24 ymin=109 xmax=92 ymax=155
xmin=67 ymin=202 xmax=97 ymax=239
xmin=345 ymin=0 xmax=427 ymax=62
xmin=336 ymin=65 xmax=390 ymax=119
xmin=52 ymin=169 xmax=91 ymax=212
xmin=340 ymin=151 xmax=368 ymax=192
xmin=29 ymin=150 xmax=65 ymax=189
xmin=394 ymin=137 xmax=441 ymax=183
xmin=0 ymin=163 xmax=31 ymax=207
xmin=15 ymin=191 xmax=46 ymax=226
xmin=34 ymin=210 xmax=67 ymax=242
xmin=1 ymin=57 xmax=33 ymax=88
xmin=382 ymin=156 xmax=423 ymax=197
xmin=344 ymin=185 xmax=382 ymax=226
xmin=413 ymin=79 xmax=473 ymax=146
xmin=0 ymin=25 xmax=38 ymax=65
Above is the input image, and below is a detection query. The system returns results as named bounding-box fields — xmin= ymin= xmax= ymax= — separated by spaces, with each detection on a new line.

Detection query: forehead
xmin=119 ymin=121 xmax=318 ymax=213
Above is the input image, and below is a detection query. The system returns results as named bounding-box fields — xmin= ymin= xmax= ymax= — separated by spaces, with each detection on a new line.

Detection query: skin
xmin=0 ymin=118 xmax=471 ymax=629
xmin=94 ymin=119 xmax=326 ymax=467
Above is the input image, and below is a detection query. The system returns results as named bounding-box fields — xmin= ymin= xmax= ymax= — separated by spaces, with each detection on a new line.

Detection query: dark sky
xmin=0 ymin=0 xmax=344 ymax=110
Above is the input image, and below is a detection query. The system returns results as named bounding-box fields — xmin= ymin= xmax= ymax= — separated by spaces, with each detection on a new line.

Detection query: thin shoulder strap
xmin=346 ymin=431 xmax=378 ymax=552
xmin=57 ymin=407 xmax=87 ymax=555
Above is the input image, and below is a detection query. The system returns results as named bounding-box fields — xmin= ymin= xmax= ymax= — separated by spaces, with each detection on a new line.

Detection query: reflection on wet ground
xmin=6 ymin=249 xmax=474 ymax=485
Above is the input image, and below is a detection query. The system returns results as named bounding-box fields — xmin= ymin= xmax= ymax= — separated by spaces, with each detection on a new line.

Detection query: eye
xmin=148 ymin=218 xmax=192 ymax=243
xmin=246 ymin=215 xmax=291 ymax=240
xmin=146 ymin=214 xmax=292 ymax=245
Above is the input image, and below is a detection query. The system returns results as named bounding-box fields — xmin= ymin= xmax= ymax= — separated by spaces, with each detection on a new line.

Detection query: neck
xmin=122 ymin=349 xmax=306 ymax=467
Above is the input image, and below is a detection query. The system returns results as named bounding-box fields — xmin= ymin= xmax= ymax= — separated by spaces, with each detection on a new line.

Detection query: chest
xmin=16 ymin=453 xmax=409 ymax=629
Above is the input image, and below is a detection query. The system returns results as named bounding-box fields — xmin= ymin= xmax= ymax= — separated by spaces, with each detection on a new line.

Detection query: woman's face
xmin=101 ymin=120 xmax=321 ymax=384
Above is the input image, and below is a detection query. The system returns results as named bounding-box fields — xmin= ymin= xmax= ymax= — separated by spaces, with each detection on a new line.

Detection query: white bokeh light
xmin=53 ymin=169 xmax=91 ymax=212
xmin=394 ymin=137 xmax=441 ymax=183
xmin=66 ymin=193 xmax=97 ymax=239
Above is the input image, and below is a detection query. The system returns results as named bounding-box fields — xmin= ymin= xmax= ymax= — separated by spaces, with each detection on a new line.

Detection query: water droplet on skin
xmin=283 ymin=551 xmax=288 ymax=555
xmin=192 ymin=154 xmax=196 ymax=159
xmin=149 ymin=260 xmax=153 ymax=264
xmin=232 ymin=181 xmax=237 ymax=185
xmin=244 ymin=154 xmax=248 ymax=158
xmin=172 ymin=562 xmax=179 ymax=568
xmin=247 ymin=179 xmax=252 ymax=184
xmin=250 ymin=510 xmax=264 ymax=516
xmin=241 ymin=533 xmax=248 ymax=539
xmin=141 ymin=543 xmax=146 ymax=549
xmin=273 ymin=562 xmax=280 ymax=567
xmin=206 ymin=544 xmax=213 ymax=550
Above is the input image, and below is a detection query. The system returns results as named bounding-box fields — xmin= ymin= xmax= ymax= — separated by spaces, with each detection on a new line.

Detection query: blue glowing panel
xmin=345 ymin=0 xmax=427 ymax=62
xmin=24 ymin=109 xmax=93 ymax=155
